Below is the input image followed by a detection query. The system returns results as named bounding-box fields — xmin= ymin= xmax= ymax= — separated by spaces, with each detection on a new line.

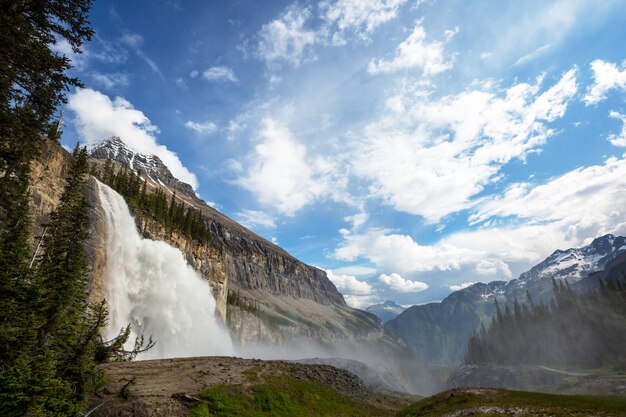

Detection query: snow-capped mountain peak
xmin=365 ymin=301 xmax=406 ymax=322
xmin=518 ymin=234 xmax=626 ymax=285
xmin=90 ymin=137 xmax=196 ymax=197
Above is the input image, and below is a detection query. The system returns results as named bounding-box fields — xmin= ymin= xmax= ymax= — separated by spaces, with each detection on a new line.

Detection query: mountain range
xmin=385 ymin=234 xmax=626 ymax=366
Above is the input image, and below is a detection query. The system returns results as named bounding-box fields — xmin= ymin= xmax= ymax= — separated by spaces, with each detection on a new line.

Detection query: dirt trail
xmin=88 ymin=356 xmax=416 ymax=417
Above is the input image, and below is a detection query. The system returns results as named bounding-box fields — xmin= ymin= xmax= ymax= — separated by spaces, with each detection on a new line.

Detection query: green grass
xmin=188 ymin=375 xmax=394 ymax=417
xmin=397 ymin=388 xmax=626 ymax=417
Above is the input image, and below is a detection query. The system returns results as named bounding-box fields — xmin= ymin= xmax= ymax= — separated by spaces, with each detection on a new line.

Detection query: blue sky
xmin=58 ymin=0 xmax=626 ymax=308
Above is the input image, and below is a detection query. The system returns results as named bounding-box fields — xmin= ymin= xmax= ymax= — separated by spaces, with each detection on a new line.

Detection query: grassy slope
xmin=397 ymin=388 xmax=626 ymax=417
xmin=188 ymin=374 xmax=404 ymax=417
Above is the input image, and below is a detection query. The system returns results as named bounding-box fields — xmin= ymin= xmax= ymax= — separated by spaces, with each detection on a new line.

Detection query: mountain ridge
xmin=386 ymin=234 xmax=626 ymax=366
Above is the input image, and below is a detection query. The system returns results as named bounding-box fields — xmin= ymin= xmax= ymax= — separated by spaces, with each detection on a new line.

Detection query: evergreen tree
xmin=464 ymin=274 xmax=626 ymax=368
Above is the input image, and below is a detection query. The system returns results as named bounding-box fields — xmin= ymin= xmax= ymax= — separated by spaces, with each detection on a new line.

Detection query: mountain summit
xmin=365 ymin=300 xmax=406 ymax=322
xmin=504 ymin=234 xmax=626 ymax=302
xmin=90 ymin=136 xmax=196 ymax=197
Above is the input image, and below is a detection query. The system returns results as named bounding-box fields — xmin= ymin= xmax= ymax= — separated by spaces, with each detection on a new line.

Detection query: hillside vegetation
xmin=465 ymin=277 xmax=626 ymax=368
xmin=397 ymin=388 xmax=626 ymax=417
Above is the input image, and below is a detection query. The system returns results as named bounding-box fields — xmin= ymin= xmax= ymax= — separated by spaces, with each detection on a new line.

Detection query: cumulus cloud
xmin=353 ymin=68 xmax=578 ymax=223
xmin=320 ymin=0 xmax=407 ymax=44
xmin=449 ymin=282 xmax=476 ymax=292
xmin=257 ymin=5 xmax=318 ymax=66
xmin=235 ymin=209 xmax=276 ymax=230
xmin=185 ymin=120 xmax=218 ymax=135
xmin=234 ymin=118 xmax=337 ymax=215
xmin=368 ymin=22 xmax=457 ymax=76
xmin=333 ymin=176 xmax=626 ymax=279
xmin=471 ymin=155 xmax=626 ymax=235
xmin=378 ymin=273 xmax=428 ymax=293
xmin=344 ymin=212 xmax=368 ymax=229
xmin=335 ymin=228 xmax=468 ymax=273
xmin=326 ymin=270 xmax=374 ymax=295
xmin=199 ymin=66 xmax=238 ymax=83
xmin=583 ymin=59 xmax=626 ymax=105
xmin=608 ymin=111 xmax=626 ymax=147
xmin=343 ymin=294 xmax=380 ymax=309
xmin=476 ymin=259 xmax=512 ymax=278
xmin=68 ymin=88 xmax=198 ymax=189
xmin=333 ymin=152 xmax=626 ymax=279
xmin=334 ymin=223 xmax=589 ymax=283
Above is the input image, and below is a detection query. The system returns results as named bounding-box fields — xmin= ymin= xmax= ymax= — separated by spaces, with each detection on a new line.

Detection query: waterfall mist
xmin=97 ymin=180 xmax=234 ymax=359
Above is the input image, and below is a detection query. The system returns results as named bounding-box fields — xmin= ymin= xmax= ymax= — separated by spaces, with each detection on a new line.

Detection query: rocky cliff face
xmin=81 ymin=137 xmax=414 ymax=357
xmin=27 ymin=138 xmax=418 ymax=392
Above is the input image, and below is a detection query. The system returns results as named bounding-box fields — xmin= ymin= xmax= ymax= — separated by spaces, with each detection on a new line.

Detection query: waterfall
xmin=96 ymin=180 xmax=234 ymax=359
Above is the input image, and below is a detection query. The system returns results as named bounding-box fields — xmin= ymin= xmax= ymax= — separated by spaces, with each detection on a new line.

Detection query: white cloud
xmin=608 ymin=111 xmax=626 ymax=147
xmin=343 ymin=294 xmax=380 ymax=309
xmin=471 ymin=156 xmax=626 ymax=237
xmin=344 ymin=212 xmax=368 ymax=229
xmin=320 ymin=0 xmax=407 ymax=44
xmin=333 ymin=187 xmax=626 ymax=278
xmin=332 ymin=265 xmax=377 ymax=276
xmin=476 ymin=259 xmax=512 ymax=278
xmin=353 ymin=68 xmax=578 ymax=223
xmin=235 ymin=209 xmax=277 ymax=230
xmin=378 ymin=273 xmax=428 ymax=293
xmin=335 ymin=227 xmax=473 ymax=273
xmin=326 ymin=270 xmax=374 ymax=295
xmin=91 ymin=72 xmax=129 ymax=89
xmin=234 ymin=118 xmax=337 ymax=215
xmin=201 ymin=66 xmax=238 ymax=83
xmin=119 ymin=33 xmax=143 ymax=47
xmin=514 ymin=43 xmax=552 ymax=66
xmin=135 ymin=49 xmax=162 ymax=77
xmin=338 ymin=153 xmax=626 ymax=278
xmin=185 ymin=120 xmax=218 ymax=135
xmin=50 ymin=36 xmax=127 ymax=71
xmin=584 ymin=60 xmax=626 ymax=105
xmin=257 ymin=5 xmax=318 ymax=66
xmin=484 ymin=0 xmax=619 ymax=67
xmin=332 ymin=220 xmax=604 ymax=283
xmin=449 ymin=282 xmax=475 ymax=291
xmin=367 ymin=22 xmax=456 ymax=76
xmin=68 ymin=88 xmax=198 ymax=189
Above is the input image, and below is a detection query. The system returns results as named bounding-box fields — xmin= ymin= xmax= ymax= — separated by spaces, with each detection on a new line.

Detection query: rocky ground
xmin=87 ymin=356 xmax=418 ymax=417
